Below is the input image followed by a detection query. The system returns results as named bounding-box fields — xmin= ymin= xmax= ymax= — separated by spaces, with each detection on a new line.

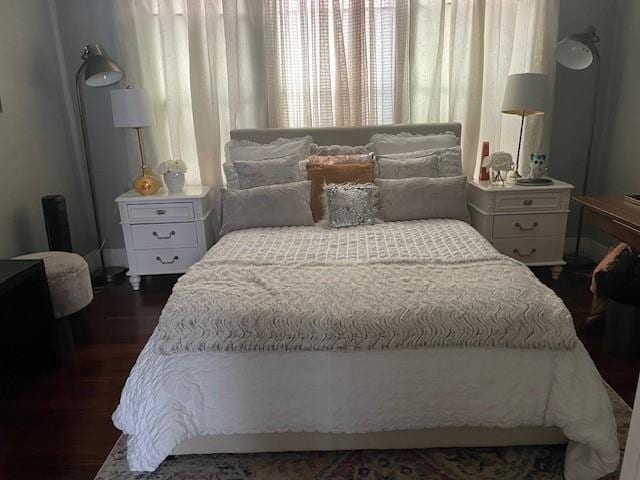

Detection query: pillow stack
xmin=306 ymin=148 xmax=374 ymax=224
xmin=367 ymin=131 xmax=468 ymax=223
xmin=220 ymin=130 xmax=469 ymax=235
xmin=221 ymin=136 xmax=314 ymax=235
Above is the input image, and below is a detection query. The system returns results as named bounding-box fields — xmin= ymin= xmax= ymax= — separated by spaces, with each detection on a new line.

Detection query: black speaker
xmin=42 ymin=195 xmax=73 ymax=252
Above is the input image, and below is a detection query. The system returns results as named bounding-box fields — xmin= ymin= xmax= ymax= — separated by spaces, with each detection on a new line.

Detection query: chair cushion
xmin=13 ymin=251 xmax=93 ymax=318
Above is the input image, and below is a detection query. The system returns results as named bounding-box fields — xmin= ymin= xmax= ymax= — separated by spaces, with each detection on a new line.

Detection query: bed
xmin=113 ymin=124 xmax=619 ymax=480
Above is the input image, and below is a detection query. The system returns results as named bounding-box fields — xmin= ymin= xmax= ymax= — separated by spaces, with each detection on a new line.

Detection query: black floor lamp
xmin=555 ymin=26 xmax=601 ymax=266
xmin=75 ymin=44 xmax=127 ymax=284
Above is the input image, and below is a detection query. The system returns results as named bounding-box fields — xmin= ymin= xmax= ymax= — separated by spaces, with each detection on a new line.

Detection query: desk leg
xmin=551 ymin=265 xmax=563 ymax=281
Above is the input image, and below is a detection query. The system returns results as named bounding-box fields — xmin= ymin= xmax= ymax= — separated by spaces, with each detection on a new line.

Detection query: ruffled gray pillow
xmin=375 ymin=154 xmax=438 ymax=179
xmin=224 ymin=136 xmax=313 ymax=189
xmin=233 ymin=155 xmax=307 ymax=189
xmin=375 ymin=176 xmax=468 ymax=222
xmin=220 ymin=181 xmax=314 ymax=236
xmin=367 ymin=131 xmax=459 ymax=155
xmin=379 ymin=145 xmax=462 ymax=177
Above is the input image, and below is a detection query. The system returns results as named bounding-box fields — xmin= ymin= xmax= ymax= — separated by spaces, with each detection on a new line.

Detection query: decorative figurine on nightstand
xmin=516 ymin=153 xmax=554 ymax=186
xmin=158 ymin=159 xmax=187 ymax=193
xmin=485 ymin=151 xmax=513 ymax=185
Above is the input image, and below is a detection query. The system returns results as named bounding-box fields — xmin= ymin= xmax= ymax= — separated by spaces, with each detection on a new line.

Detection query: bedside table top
xmin=116 ymin=185 xmax=213 ymax=203
xmin=468 ymin=178 xmax=574 ymax=192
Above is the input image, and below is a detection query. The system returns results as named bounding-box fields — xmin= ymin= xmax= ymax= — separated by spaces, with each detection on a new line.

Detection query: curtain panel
xmin=113 ymin=0 xmax=559 ymax=183
xmin=113 ymin=0 xmax=268 ymax=187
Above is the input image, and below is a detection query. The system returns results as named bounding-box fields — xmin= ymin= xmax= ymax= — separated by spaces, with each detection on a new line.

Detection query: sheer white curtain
xmin=264 ymin=0 xmax=398 ymax=127
xmin=395 ymin=0 xmax=560 ymax=176
xmin=113 ymin=0 xmax=268 ymax=187
xmin=114 ymin=0 xmax=559 ymax=181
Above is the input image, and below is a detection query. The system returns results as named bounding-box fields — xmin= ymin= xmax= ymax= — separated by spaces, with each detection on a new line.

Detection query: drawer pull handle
xmin=156 ymin=255 xmax=179 ymax=265
xmin=514 ymin=221 xmax=539 ymax=231
xmin=523 ymin=199 xmax=534 ymax=206
xmin=513 ymin=248 xmax=537 ymax=257
xmin=156 ymin=209 xmax=167 ymax=215
xmin=153 ymin=230 xmax=176 ymax=240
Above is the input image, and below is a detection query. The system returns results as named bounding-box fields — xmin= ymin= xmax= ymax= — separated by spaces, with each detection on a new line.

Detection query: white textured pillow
xmin=220 ymin=181 xmax=314 ymax=236
xmin=224 ymin=136 xmax=313 ymax=188
xmin=375 ymin=176 xmax=468 ymax=222
xmin=375 ymin=154 xmax=438 ymax=179
xmin=234 ymin=156 xmax=307 ymax=189
xmin=367 ymin=131 xmax=459 ymax=155
xmin=379 ymin=146 xmax=462 ymax=177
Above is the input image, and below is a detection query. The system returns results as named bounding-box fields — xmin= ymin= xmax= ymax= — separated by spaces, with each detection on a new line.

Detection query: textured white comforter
xmin=156 ymin=220 xmax=576 ymax=353
xmin=114 ymin=220 xmax=619 ymax=478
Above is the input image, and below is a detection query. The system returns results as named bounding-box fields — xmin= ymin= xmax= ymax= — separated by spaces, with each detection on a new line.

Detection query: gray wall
xmin=548 ymin=0 xmax=620 ymax=240
xmin=0 ymin=0 xmax=95 ymax=258
xmin=592 ymin=0 xmax=640 ymax=197
xmin=53 ymin=0 xmax=130 ymax=252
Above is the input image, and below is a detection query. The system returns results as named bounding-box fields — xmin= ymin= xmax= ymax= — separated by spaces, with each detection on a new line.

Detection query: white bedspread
xmin=156 ymin=221 xmax=576 ymax=353
xmin=114 ymin=221 xmax=619 ymax=479
xmin=114 ymin=337 xmax=618 ymax=479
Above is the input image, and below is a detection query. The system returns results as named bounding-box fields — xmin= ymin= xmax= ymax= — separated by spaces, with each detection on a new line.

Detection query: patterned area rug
xmin=95 ymin=385 xmax=630 ymax=480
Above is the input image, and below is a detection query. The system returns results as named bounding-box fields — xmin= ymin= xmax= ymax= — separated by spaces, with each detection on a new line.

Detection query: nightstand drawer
xmin=493 ymin=236 xmax=564 ymax=264
xmin=131 ymin=223 xmax=198 ymax=250
xmin=133 ymin=248 xmax=202 ymax=274
xmin=493 ymin=213 xmax=567 ymax=238
xmin=494 ymin=192 xmax=564 ymax=213
xmin=126 ymin=202 xmax=194 ymax=222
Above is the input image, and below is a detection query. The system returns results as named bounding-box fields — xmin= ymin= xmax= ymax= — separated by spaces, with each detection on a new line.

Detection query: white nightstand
xmin=467 ymin=178 xmax=574 ymax=280
xmin=116 ymin=186 xmax=216 ymax=290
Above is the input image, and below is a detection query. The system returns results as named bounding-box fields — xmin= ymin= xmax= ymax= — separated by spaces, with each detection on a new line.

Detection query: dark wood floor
xmin=0 ymin=269 xmax=638 ymax=480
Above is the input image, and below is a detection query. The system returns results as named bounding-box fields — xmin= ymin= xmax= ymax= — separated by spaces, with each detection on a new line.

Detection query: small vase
xmin=164 ymin=171 xmax=185 ymax=193
xmin=133 ymin=165 xmax=161 ymax=196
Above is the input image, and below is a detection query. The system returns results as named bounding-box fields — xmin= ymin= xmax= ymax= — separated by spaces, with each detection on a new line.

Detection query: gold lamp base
xmin=133 ymin=165 xmax=161 ymax=195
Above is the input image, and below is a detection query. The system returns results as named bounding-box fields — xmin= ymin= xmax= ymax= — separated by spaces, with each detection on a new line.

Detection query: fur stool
xmin=13 ymin=251 xmax=93 ymax=348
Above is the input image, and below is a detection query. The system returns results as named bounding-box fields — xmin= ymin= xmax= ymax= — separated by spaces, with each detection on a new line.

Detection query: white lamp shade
xmin=501 ymin=73 xmax=548 ymax=116
xmin=111 ymin=87 xmax=154 ymax=128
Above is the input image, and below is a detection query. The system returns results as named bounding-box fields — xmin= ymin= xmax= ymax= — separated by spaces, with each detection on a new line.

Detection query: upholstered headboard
xmin=230 ymin=123 xmax=462 ymax=146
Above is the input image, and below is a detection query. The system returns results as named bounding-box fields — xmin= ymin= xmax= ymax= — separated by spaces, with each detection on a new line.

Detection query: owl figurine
xmin=529 ymin=154 xmax=548 ymax=180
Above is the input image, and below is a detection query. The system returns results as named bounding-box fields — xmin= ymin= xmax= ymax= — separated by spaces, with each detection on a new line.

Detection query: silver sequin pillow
xmin=323 ymin=183 xmax=377 ymax=228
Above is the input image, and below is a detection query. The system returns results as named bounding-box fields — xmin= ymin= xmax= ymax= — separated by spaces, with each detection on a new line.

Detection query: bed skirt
xmin=172 ymin=427 xmax=567 ymax=455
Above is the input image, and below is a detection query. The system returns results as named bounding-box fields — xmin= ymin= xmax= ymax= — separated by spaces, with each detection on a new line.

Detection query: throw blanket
xmin=156 ymin=220 xmax=577 ymax=354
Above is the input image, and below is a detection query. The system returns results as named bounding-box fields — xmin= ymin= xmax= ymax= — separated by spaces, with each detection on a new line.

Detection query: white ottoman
xmin=13 ymin=251 xmax=93 ymax=319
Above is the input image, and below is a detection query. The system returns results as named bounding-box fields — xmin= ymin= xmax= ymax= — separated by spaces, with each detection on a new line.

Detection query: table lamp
xmin=501 ymin=73 xmax=548 ymax=184
xmin=111 ymin=86 xmax=161 ymax=196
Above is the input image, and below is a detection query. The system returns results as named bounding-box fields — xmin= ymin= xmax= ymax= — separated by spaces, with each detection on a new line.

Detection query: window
xmin=265 ymin=0 xmax=398 ymax=127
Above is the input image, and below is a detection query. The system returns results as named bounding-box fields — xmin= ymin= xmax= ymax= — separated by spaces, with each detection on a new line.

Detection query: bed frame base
xmin=172 ymin=427 xmax=567 ymax=455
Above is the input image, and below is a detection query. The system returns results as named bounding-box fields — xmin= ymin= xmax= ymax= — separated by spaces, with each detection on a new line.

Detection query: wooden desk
xmin=574 ymin=196 xmax=640 ymax=250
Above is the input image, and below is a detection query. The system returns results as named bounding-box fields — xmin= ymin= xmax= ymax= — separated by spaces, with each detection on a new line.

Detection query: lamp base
xmin=564 ymin=254 xmax=595 ymax=275
xmin=516 ymin=178 xmax=554 ymax=186
xmin=133 ymin=165 xmax=161 ymax=195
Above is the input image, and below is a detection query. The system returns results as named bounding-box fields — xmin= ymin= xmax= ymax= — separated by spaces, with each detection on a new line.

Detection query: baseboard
xmin=85 ymin=248 xmax=128 ymax=273
xmin=565 ymin=237 xmax=609 ymax=263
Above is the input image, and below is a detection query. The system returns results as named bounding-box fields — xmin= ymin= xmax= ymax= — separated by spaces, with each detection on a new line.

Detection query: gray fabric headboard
xmin=230 ymin=123 xmax=462 ymax=146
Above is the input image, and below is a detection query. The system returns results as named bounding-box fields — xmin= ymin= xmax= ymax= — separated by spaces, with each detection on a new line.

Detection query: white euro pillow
xmin=223 ymin=136 xmax=313 ymax=188
xmin=367 ymin=131 xmax=459 ymax=155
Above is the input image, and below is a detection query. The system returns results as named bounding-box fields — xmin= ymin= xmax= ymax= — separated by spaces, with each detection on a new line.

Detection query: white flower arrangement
xmin=157 ymin=159 xmax=188 ymax=175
